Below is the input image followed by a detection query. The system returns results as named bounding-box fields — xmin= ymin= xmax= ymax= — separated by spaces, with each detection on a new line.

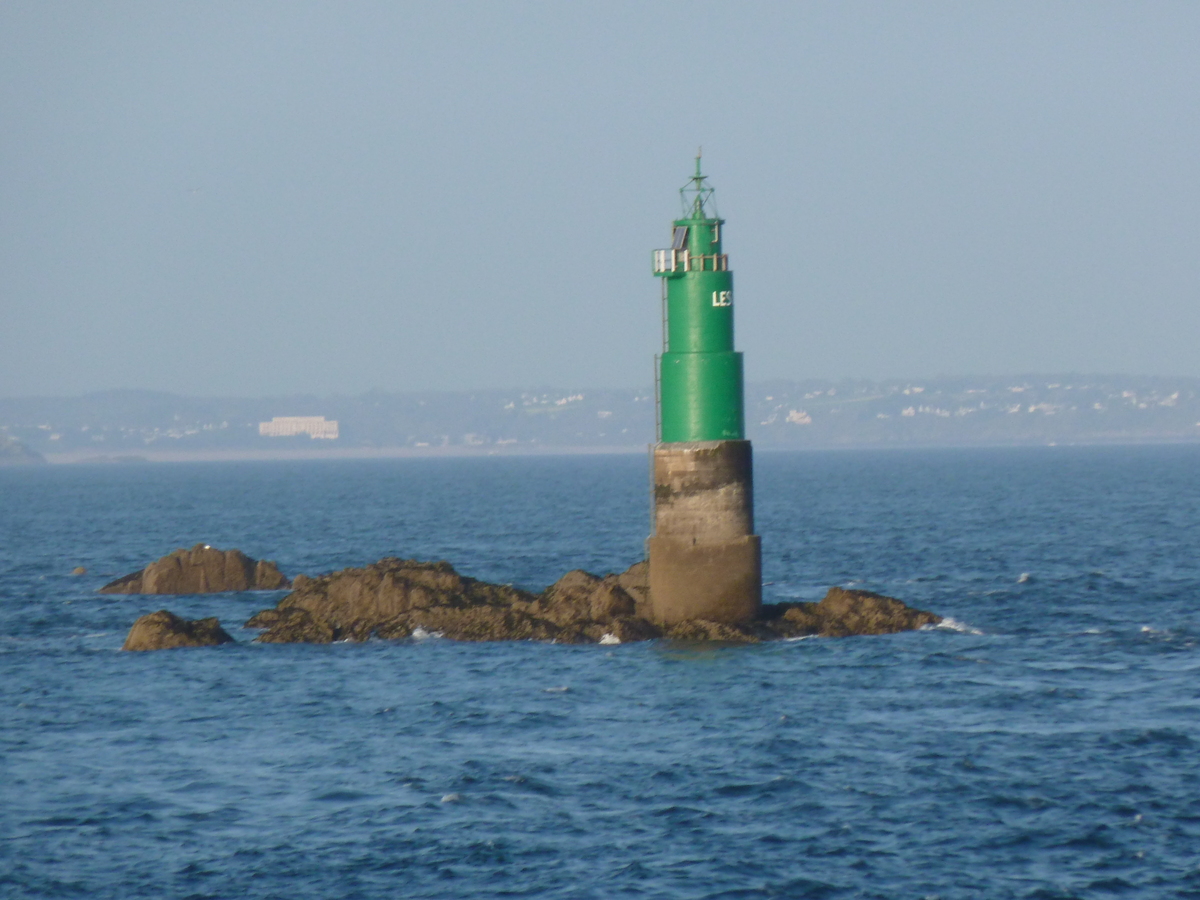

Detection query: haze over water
xmin=3 ymin=4 xmax=1200 ymax=396
xmin=4 ymin=447 xmax=1200 ymax=898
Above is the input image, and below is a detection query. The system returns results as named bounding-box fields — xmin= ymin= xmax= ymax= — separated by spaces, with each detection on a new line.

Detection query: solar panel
xmin=671 ymin=227 xmax=688 ymax=250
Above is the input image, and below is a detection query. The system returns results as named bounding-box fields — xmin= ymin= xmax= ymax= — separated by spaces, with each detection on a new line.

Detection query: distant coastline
xmin=4 ymin=375 xmax=1200 ymax=463
xmin=0 ymin=433 xmax=46 ymax=465
xmin=40 ymin=444 xmax=648 ymax=465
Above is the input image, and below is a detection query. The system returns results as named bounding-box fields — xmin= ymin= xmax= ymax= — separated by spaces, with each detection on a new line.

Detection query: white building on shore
xmin=258 ymin=416 xmax=339 ymax=439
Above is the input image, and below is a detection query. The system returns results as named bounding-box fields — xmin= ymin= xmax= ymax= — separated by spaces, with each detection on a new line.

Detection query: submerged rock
xmin=101 ymin=544 xmax=289 ymax=594
xmin=245 ymin=558 xmax=940 ymax=645
xmin=122 ymin=609 xmax=235 ymax=651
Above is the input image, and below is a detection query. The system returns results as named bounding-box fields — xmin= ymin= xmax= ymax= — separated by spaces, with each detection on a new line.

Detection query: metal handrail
xmin=652 ymin=249 xmax=728 ymax=274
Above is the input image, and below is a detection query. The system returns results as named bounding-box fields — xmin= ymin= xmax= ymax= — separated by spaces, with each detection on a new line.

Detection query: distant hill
xmin=747 ymin=376 xmax=1200 ymax=448
xmin=0 ymin=432 xmax=46 ymax=465
xmin=1 ymin=376 xmax=1198 ymax=459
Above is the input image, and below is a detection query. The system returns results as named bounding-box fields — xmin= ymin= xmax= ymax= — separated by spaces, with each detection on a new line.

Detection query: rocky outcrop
xmin=121 ymin=610 xmax=235 ymax=651
xmin=246 ymin=558 xmax=654 ymax=644
xmin=759 ymin=587 xmax=942 ymax=639
xmin=101 ymin=544 xmax=289 ymax=594
xmin=245 ymin=558 xmax=940 ymax=645
xmin=646 ymin=587 xmax=941 ymax=642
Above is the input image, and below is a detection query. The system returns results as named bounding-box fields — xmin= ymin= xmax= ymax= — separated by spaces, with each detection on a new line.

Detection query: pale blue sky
xmin=2 ymin=2 xmax=1198 ymax=396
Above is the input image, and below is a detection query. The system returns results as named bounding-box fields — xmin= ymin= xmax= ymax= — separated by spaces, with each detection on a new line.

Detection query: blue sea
xmin=3 ymin=447 xmax=1200 ymax=899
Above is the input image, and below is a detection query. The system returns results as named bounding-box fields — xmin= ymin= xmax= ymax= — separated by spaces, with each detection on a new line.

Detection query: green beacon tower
xmin=647 ymin=157 xmax=761 ymax=625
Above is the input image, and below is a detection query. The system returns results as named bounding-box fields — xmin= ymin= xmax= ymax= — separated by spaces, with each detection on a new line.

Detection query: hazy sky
xmin=2 ymin=2 xmax=1198 ymax=397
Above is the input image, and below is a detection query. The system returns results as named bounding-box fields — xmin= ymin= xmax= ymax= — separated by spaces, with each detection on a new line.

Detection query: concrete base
xmin=652 ymin=440 xmax=754 ymax=541
xmin=647 ymin=439 xmax=761 ymax=625
xmin=647 ymin=534 xmax=761 ymax=625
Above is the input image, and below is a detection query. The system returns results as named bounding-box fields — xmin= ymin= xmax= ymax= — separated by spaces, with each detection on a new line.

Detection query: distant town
xmin=1 ymin=375 xmax=1198 ymax=462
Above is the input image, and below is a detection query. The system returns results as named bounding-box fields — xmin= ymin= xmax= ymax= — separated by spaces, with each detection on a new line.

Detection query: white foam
xmin=542 ymin=685 xmax=569 ymax=693
xmin=1017 ymin=572 xmax=1031 ymax=583
xmin=928 ymin=617 xmax=984 ymax=635
xmin=598 ymin=633 xmax=620 ymax=645
xmin=410 ymin=626 xmax=443 ymax=640
xmin=784 ymin=634 xmax=818 ymax=642
xmin=440 ymin=793 xmax=461 ymax=803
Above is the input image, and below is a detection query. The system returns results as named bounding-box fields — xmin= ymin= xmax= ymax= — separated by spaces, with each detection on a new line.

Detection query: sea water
xmin=2 ymin=447 xmax=1200 ymax=899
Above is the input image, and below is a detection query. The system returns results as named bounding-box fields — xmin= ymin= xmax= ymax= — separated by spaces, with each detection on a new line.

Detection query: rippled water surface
xmin=3 ymin=447 xmax=1200 ymax=898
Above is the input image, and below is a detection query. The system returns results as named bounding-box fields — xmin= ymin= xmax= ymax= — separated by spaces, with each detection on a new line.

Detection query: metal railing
xmin=652 ymin=249 xmax=729 ymax=274
xmin=692 ymin=253 xmax=728 ymax=271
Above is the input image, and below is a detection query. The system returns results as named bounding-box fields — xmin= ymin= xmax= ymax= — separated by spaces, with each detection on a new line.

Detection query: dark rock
xmin=244 ymin=608 xmax=284 ymax=628
xmin=101 ymin=569 xmax=144 ymax=593
xmin=249 ymin=557 xmax=556 ymax=644
xmin=253 ymin=559 xmax=289 ymax=589
xmin=615 ymin=560 xmax=650 ymax=613
xmin=100 ymin=544 xmax=290 ymax=594
xmin=537 ymin=569 xmax=638 ymax=626
xmin=664 ymin=619 xmax=760 ymax=642
xmin=761 ymin=587 xmax=942 ymax=638
xmin=252 ymin=608 xmax=337 ymax=644
xmin=604 ymin=615 xmax=662 ymax=642
xmin=244 ymin=558 xmax=659 ymax=644
xmin=244 ymin=558 xmax=940 ymax=645
xmin=121 ymin=610 xmax=235 ymax=651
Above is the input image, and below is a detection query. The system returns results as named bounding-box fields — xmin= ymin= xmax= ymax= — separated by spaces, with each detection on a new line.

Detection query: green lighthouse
xmin=655 ymin=157 xmax=744 ymax=443
xmin=648 ymin=157 xmax=761 ymax=626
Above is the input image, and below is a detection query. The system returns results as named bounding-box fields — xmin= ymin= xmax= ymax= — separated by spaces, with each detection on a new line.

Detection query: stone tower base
xmin=647 ymin=440 xmax=762 ymax=625
xmin=647 ymin=534 xmax=761 ymax=625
